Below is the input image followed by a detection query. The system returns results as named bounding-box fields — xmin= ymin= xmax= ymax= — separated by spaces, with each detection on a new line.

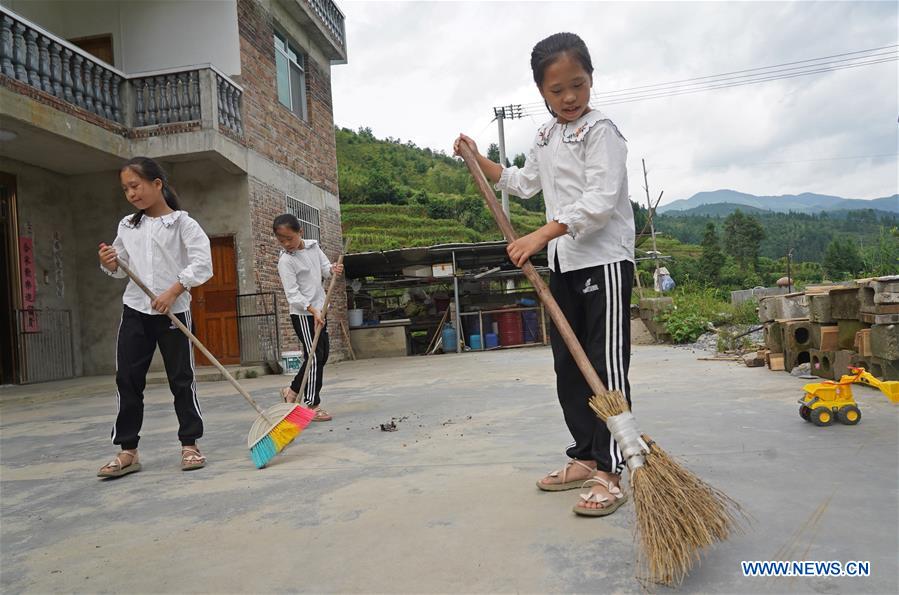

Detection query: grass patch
xmin=657 ymin=287 xmax=759 ymax=343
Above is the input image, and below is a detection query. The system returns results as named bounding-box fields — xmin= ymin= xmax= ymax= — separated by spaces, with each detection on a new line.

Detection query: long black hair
xmin=272 ymin=213 xmax=302 ymax=233
xmin=123 ymin=157 xmax=181 ymax=227
xmin=530 ymin=33 xmax=594 ymax=117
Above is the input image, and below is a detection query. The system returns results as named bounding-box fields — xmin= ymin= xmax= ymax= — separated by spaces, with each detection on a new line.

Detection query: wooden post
xmin=340 ymin=319 xmax=356 ymax=361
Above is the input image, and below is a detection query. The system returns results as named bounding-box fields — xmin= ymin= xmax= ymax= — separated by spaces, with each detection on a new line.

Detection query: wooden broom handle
xmin=296 ymin=240 xmax=349 ymax=400
xmin=113 ymin=257 xmax=268 ymax=418
xmin=457 ymin=144 xmax=610 ymax=398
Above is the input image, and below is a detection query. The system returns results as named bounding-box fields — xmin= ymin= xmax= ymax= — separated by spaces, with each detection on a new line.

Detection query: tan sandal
xmin=573 ymin=475 xmax=628 ymax=517
xmin=536 ymin=459 xmax=596 ymax=491
xmin=97 ymin=450 xmax=141 ymax=478
xmin=281 ymin=387 xmax=297 ymax=404
xmin=311 ymin=407 xmax=332 ymax=422
xmin=181 ymin=446 xmax=206 ymax=471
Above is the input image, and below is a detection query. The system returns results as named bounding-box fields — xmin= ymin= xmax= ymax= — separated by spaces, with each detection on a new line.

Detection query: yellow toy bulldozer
xmin=798 ymin=366 xmax=899 ymax=427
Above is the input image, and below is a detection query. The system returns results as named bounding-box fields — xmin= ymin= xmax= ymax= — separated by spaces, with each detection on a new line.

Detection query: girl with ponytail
xmin=97 ymin=156 xmax=213 ymax=478
xmin=455 ymin=33 xmax=635 ymax=517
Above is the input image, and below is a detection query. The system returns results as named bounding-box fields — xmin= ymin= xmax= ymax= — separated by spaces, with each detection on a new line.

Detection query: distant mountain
xmin=658 ymin=190 xmax=898 ymax=214
xmin=663 ymin=202 xmax=770 ymax=217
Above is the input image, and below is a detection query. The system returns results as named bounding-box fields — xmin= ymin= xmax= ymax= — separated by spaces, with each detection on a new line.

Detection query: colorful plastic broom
xmin=106 ymin=247 xmax=315 ymax=468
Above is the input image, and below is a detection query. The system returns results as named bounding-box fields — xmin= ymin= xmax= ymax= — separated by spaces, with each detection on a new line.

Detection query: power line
xmin=517 ymin=54 xmax=897 ymax=115
xmin=519 ymin=55 xmax=898 ymax=114
xmin=592 ymin=51 xmax=896 ymax=101
xmin=516 ymin=44 xmax=898 ymax=109
xmin=651 ymin=153 xmax=899 ymax=172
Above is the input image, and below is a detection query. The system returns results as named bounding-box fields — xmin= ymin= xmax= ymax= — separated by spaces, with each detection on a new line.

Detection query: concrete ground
xmin=1 ymin=345 xmax=897 ymax=594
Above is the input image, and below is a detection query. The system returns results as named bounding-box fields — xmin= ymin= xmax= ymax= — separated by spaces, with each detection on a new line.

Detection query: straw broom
xmin=456 ymin=145 xmax=742 ymax=586
xmin=106 ymin=248 xmax=316 ymax=469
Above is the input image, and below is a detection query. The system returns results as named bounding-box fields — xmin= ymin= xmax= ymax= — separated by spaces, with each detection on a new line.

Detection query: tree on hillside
xmin=365 ymin=169 xmax=403 ymax=204
xmin=860 ymin=226 xmax=899 ymax=276
xmin=723 ymin=210 xmax=765 ymax=270
xmin=486 ymin=143 xmax=511 ymax=167
xmin=513 ymin=153 xmax=526 ymax=168
xmin=631 ymin=200 xmax=647 ymax=233
xmin=699 ymin=222 xmax=725 ymax=284
xmin=823 ymin=237 xmax=864 ymax=280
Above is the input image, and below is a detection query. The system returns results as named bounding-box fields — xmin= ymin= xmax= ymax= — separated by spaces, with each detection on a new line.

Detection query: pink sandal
xmin=573 ymin=475 xmax=628 ymax=517
xmin=536 ymin=459 xmax=596 ymax=491
xmin=97 ymin=450 xmax=141 ymax=478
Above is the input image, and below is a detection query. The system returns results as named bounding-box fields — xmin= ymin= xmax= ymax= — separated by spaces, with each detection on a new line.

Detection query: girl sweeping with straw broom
xmin=455 ymin=32 xmax=634 ymax=517
xmin=97 ymin=157 xmax=212 ymax=478
xmin=455 ymin=33 xmax=741 ymax=586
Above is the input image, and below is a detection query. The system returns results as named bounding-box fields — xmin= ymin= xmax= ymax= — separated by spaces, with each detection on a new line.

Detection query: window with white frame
xmin=274 ymin=31 xmax=308 ymax=120
xmin=286 ymin=196 xmax=321 ymax=241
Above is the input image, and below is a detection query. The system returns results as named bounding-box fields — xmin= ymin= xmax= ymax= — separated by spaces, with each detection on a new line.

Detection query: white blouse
xmin=495 ymin=109 xmax=635 ymax=273
xmin=102 ymin=211 xmax=213 ymax=314
xmin=277 ymin=240 xmax=333 ymax=316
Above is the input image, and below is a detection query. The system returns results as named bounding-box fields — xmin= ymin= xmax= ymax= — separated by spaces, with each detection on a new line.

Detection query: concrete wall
xmin=0 ymin=158 xmax=86 ymax=376
xmin=0 ymin=158 xmax=251 ymax=377
xmin=74 ymin=160 xmax=251 ymax=376
xmin=167 ymin=160 xmax=253 ymax=293
xmin=3 ymin=0 xmax=241 ymax=75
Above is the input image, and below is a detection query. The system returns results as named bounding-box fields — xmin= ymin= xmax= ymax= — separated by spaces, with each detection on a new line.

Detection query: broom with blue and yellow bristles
xmin=107 ymin=249 xmax=316 ymax=469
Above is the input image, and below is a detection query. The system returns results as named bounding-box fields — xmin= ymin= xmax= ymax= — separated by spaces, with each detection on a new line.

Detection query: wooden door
xmin=0 ymin=173 xmax=18 ymax=384
xmin=70 ymin=35 xmax=114 ymax=65
xmin=192 ymin=236 xmax=239 ymax=366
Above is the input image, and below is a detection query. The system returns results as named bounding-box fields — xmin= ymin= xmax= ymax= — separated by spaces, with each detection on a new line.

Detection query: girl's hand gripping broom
xmin=104 ymin=245 xmax=315 ymax=469
xmin=284 ymin=239 xmax=349 ymax=404
xmin=456 ymin=145 xmax=743 ymax=586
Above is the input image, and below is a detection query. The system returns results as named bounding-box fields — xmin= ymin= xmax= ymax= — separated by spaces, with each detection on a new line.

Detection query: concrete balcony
xmin=279 ymin=0 xmax=347 ymax=63
xmin=0 ymin=6 xmax=246 ymax=174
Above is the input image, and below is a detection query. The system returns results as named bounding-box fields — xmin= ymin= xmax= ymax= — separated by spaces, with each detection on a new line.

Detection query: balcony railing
xmin=1 ymin=6 xmax=243 ymax=137
xmin=305 ymin=0 xmax=346 ymax=51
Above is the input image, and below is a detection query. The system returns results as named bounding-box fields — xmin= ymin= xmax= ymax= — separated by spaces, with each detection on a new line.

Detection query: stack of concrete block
xmin=758 ymin=276 xmax=899 ymax=380
xmin=854 ymin=277 xmax=899 ymax=379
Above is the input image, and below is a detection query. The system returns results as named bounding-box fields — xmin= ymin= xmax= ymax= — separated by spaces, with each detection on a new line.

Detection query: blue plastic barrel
xmin=442 ymin=324 xmax=458 ymax=352
xmin=468 ymin=334 xmax=482 ymax=350
xmin=484 ymin=333 xmax=499 ymax=349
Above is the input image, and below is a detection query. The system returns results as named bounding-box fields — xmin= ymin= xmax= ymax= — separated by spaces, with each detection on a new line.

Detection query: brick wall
xmin=239 ymin=0 xmax=347 ymax=361
xmin=236 ymin=0 xmax=339 ymax=197
xmin=249 ymin=176 xmax=347 ymax=361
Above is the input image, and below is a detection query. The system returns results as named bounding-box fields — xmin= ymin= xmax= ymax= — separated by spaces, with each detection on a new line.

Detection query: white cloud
xmin=332 ymin=0 xmax=899 ymax=203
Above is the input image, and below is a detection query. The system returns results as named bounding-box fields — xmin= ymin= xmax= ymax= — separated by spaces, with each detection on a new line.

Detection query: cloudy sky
xmin=331 ymin=0 xmax=898 ymax=205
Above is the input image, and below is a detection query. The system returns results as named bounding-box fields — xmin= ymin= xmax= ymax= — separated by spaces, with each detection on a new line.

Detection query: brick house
xmin=0 ymin=0 xmax=348 ymax=384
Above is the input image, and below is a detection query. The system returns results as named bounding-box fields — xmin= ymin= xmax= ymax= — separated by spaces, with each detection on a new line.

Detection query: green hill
xmin=336 ymin=127 xmax=546 ymax=252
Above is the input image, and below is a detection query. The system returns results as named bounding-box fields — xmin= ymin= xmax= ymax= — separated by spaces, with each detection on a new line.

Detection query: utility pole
xmin=496 ymin=115 xmax=509 ymax=217
xmin=492 ymin=104 xmax=523 ymax=220
xmin=786 ymin=248 xmax=793 ymax=294
xmin=642 ymin=158 xmax=661 ymax=290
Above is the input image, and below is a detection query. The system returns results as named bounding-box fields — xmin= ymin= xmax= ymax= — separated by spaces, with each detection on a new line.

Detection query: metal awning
xmin=344 ymin=241 xmax=549 ymax=280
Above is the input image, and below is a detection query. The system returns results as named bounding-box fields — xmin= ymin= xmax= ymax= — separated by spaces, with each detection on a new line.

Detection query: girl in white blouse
xmin=455 ymin=32 xmax=635 ymax=517
xmin=273 ymin=214 xmax=344 ymax=421
xmin=97 ymin=157 xmax=213 ymax=478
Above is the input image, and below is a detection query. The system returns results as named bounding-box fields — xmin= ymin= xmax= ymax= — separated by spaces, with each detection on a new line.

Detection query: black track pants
xmin=111 ymin=305 xmax=202 ymax=450
xmin=290 ymin=314 xmax=329 ymax=407
xmin=549 ymin=259 xmax=634 ymax=474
